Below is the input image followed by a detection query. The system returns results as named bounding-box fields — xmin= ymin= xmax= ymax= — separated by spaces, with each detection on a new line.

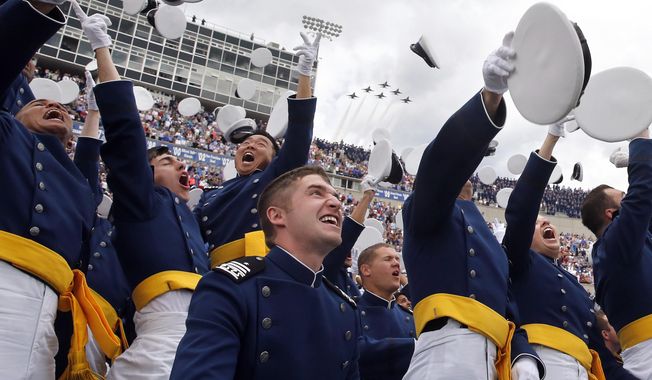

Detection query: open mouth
xmin=44 ymin=109 xmax=64 ymax=122
xmin=392 ymin=270 xmax=400 ymax=277
xmin=542 ymin=226 xmax=555 ymax=240
xmin=319 ymin=215 xmax=340 ymax=227
xmin=242 ymin=152 xmax=255 ymax=163
xmin=179 ymin=172 xmax=189 ymax=189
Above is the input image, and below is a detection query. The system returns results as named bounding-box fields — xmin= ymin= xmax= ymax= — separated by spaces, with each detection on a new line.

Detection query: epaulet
xmin=214 ymin=256 xmax=265 ymax=283
xmin=322 ymin=276 xmax=357 ymax=309
xmin=202 ymin=185 xmax=222 ymax=193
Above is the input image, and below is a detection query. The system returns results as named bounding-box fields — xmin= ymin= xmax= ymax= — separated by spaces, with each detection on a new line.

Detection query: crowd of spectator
xmin=559 ymin=232 xmax=594 ymax=284
xmin=472 ymin=174 xmax=589 ymax=218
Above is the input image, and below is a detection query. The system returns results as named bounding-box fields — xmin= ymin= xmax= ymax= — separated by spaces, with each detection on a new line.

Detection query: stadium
xmin=3 ymin=0 xmax=646 ymax=378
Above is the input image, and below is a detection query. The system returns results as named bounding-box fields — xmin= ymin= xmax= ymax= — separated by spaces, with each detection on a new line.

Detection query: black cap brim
xmin=386 ymin=152 xmax=404 ymax=184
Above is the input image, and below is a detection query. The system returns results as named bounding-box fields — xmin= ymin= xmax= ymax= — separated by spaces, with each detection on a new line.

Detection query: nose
xmin=326 ymin=194 xmax=342 ymax=209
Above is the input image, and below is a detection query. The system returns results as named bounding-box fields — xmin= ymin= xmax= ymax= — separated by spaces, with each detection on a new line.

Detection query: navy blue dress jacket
xmin=95 ymin=80 xmax=209 ymax=290
xmin=171 ymin=247 xmax=360 ymax=379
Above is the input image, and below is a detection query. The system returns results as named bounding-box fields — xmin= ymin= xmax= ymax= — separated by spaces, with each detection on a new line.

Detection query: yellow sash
xmin=414 ymin=293 xmax=515 ymax=380
xmin=131 ymin=270 xmax=202 ymax=311
xmin=90 ymin=289 xmax=129 ymax=351
xmin=618 ymin=313 xmax=652 ymax=351
xmin=0 ymin=231 xmax=122 ymax=380
xmin=210 ymin=230 xmax=269 ymax=268
xmin=522 ymin=324 xmax=605 ymax=380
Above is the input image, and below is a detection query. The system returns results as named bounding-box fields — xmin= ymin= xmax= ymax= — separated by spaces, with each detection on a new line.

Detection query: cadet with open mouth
xmin=194 ymin=31 xmax=321 ymax=269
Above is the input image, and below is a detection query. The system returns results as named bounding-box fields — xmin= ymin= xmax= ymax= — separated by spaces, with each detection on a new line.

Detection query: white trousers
xmin=622 ymin=337 xmax=652 ymax=379
xmin=86 ymin=326 xmax=109 ymax=376
xmin=0 ymin=260 xmax=59 ymax=380
xmin=534 ymin=345 xmax=587 ymax=380
xmin=107 ymin=290 xmax=192 ymax=380
xmin=403 ymin=319 xmax=498 ymax=380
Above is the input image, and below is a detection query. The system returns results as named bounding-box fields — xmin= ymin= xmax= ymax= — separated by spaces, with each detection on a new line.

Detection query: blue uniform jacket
xmin=0 ymin=0 xmax=95 ymax=268
xmin=95 ymin=80 xmax=209 ymax=290
xmin=401 ymin=91 xmax=541 ymax=367
xmin=323 ymin=216 xmax=365 ymax=298
xmin=171 ymin=247 xmax=360 ymax=379
xmin=357 ymin=291 xmax=415 ymax=380
xmin=592 ymin=138 xmax=652 ymax=332
xmin=194 ymin=96 xmax=316 ymax=251
xmin=504 ymin=152 xmax=635 ymax=379
xmin=73 ymin=136 xmax=132 ymax=319
xmin=1 ymin=73 xmax=33 ymax=115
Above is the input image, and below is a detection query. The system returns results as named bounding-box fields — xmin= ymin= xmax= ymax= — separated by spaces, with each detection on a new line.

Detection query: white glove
xmin=360 ymin=175 xmax=377 ymax=193
xmin=548 ymin=121 xmax=567 ymax=138
xmin=511 ymin=356 xmax=540 ymax=380
xmin=84 ymin=71 xmax=98 ymax=111
xmin=492 ymin=218 xmax=506 ymax=243
xmin=293 ymin=32 xmax=321 ymax=77
xmin=483 ymin=32 xmax=516 ymax=95
xmin=609 ymin=147 xmax=629 ymax=168
xmin=71 ymin=0 xmax=112 ymax=51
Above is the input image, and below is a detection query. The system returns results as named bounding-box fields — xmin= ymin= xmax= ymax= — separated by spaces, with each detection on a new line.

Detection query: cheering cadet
xmin=73 ymin=3 xmax=209 ymax=378
xmin=194 ymin=33 xmax=319 ymax=268
xmin=503 ymin=125 xmax=636 ymax=379
xmin=401 ymin=33 xmax=543 ymax=379
xmin=171 ymin=166 xmax=360 ymax=379
xmin=356 ymin=243 xmax=415 ymax=379
xmin=0 ymin=1 xmax=122 ymax=378
xmin=581 ymin=127 xmax=652 ymax=378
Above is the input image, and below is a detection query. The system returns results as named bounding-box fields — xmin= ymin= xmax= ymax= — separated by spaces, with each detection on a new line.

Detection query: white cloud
xmin=186 ymin=0 xmax=651 ymax=191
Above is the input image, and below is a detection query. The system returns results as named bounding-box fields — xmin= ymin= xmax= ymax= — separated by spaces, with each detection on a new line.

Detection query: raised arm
xmin=603 ymin=134 xmax=652 ymax=265
xmin=323 ymin=186 xmax=374 ymax=284
xmin=75 ymin=2 xmax=156 ymax=221
xmin=503 ymin=130 xmax=560 ymax=274
xmin=406 ymin=33 xmax=514 ymax=235
xmin=73 ymin=71 xmax=103 ymax=205
xmin=0 ymin=0 xmax=64 ymax=95
xmin=267 ymin=32 xmax=318 ymax=176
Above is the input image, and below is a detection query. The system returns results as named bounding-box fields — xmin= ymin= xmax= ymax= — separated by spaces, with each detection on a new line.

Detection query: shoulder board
xmin=214 ymin=256 xmax=265 ymax=283
xmin=202 ymin=185 xmax=222 ymax=192
xmin=322 ymin=276 xmax=357 ymax=309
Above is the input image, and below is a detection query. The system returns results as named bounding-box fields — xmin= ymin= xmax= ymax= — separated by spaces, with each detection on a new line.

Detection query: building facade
xmin=37 ymin=0 xmax=315 ymax=119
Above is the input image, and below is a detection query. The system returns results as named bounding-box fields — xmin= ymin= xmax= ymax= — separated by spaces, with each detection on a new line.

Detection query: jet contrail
xmin=339 ymin=95 xmax=369 ymax=140
xmin=333 ymin=99 xmax=354 ymax=140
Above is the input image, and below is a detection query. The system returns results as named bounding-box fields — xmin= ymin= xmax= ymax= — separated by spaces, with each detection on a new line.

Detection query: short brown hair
xmin=581 ymin=184 xmax=615 ymax=235
xmin=147 ymin=146 xmax=170 ymax=164
xmin=594 ymin=308 xmax=610 ymax=332
xmin=357 ymin=243 xmax=393 ymax=273
xmin=257 ymin=166 xmax=331 ymax=247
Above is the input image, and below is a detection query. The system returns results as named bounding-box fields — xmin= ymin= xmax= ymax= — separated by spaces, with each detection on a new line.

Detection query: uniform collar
xmin=268 ymin=246 xmax=324 ymax=288
xmin=362 ymin=289 xmax=396 ymax=309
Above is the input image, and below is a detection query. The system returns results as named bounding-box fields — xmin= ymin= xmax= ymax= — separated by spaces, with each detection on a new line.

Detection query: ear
xmin=360 ymin=263 xmax=371 ymax=277
xmin=601 ymin=330 xmax=609 ymax=340
xmin=267 ymin=205 xmax=286 ymax=228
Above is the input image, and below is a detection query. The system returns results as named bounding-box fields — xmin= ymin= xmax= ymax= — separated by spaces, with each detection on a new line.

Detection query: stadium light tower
xmin=301 ymin=15 xmax=343 ymax=41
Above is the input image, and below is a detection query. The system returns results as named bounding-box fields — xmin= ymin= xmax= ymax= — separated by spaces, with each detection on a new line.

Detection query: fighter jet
xmin=347 ymin=92 xmax=358 ymax=99
xmin=376 ymin=92 xmax=386 ymax=99
xmin=391 ymin=88 xmax=402 ymax=95
xmin=379 ymin=81 xmax=390 ymax=88
xmin=362 ymin=86 xmax=373 ymax=93
xmin=401 ymin=97 xmax=412 ymax=103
